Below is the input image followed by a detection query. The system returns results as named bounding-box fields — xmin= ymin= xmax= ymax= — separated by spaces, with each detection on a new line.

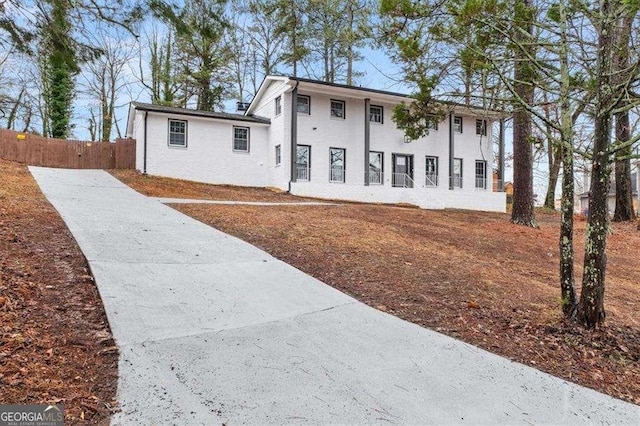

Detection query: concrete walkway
xmin=30 ymin=167 xmax=639 ymax=425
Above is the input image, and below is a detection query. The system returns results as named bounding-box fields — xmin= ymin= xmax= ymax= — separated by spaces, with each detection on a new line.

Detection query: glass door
xmin=392 ymin=154 xmax=413 ymax=188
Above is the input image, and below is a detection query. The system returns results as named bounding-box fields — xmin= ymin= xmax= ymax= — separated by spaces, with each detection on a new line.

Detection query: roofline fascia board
xmin=132 ymin=103 xmax=270 ymax=125
xmin=286 ymin=77 xmax=508 ymax=119
xmin=244 ymin=75 xmax=290 ymax=116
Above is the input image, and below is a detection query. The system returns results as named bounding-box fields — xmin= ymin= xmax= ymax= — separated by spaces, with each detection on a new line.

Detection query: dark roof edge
xmin=131 ymin=102 xmax=271 ymax=124
xmin=287 ymin=76 xmax=507 ymax=115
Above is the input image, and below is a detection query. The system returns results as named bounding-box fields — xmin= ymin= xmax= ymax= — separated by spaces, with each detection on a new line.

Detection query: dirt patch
xmin=110 ymin=170 xmax=317 ymax=202
xmin=0 ymin=159 xmax=118 ymax=424
xmin=172 ymin=202 xmax=640 ymax=406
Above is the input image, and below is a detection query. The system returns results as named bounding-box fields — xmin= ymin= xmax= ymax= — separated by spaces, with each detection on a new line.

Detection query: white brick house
xmin=126 ymin=76 xmax=507 ymax=212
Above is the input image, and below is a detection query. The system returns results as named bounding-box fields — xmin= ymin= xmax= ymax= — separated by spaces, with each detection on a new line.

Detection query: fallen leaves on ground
xmin=0 ymin=159 xmax=118 ymax=424
xmin=110 ymin=169 xmax=316 ymax=202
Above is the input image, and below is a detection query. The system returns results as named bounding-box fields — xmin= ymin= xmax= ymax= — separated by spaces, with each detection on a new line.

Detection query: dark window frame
xmin=275 ymin=144 xmax=281 ymax=166
xmin=453 ymin=157 xmax=463 ymax=188
xmin=296 ymin=144 xmax=311 ymax=181
xmin=369 ymin=151 xmax=384 ymax=185
xmin=297 ymin=95 xmax=311 ymax=115
xmin=329 ymin=147 xmax=346 ymax=183
xmin=476 ymin=119 xmax=487 ymax=136
xmin=454 ymin=116 xmax=463 ymax=133
xmin=369 ymin=105 xmax=384 ymax=124
xmin=330 ymin=99 xmax=346 ymax=119
xmin=425 ymin=156 xmax=438 ymax=187
xmin=475 ymin=160 xmax=487 ymax=189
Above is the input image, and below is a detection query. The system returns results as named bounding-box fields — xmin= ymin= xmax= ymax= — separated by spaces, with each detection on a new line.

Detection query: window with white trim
xmin=275 ymin=144 xmax=281 ymax=165
xmin=425 ymin=156 xmax=438 ymax=187
xmin=369 ymin=105 xmax=383 ymax=123
xmin=330 ymin=99 xmax=345 ymax=119
xmin=233 ymin=126 xmax=250 ymax=152
xmin=168 ymin=119 xmax=187 ymax=147
xmin=475 ymin=160 xmax=487 ymax=189
xmin=329 ymin=148 xmax=346 ymax=183
xmin=275 ymin=96 xmax=282 ymax=116
xmin=476 ymin=119 xmax=487 ymax=136
xmin=454 ymin=116 xmax=463 ymax=133
xmin=297 ymin=95 xmax=310 ymax=114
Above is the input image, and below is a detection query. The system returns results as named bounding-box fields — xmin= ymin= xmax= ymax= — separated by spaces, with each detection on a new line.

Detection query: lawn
xmin=0 ymin=159 xmax=117 ymax=423
xmin=166 ymin=202 xmax=640 ymax=405
xmin=110 ymin=169 xmax=315 ymax=202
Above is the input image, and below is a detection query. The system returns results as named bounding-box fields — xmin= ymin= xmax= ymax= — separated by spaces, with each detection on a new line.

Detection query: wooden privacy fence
xmin=0 ymin=129 xmax=136 ymax=169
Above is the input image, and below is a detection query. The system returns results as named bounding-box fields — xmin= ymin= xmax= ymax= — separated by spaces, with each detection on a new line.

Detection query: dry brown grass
xmin=0 ymin=159 xmax=117 ymax=423
xmin=110 ymin=169 xmax=315 ymax=202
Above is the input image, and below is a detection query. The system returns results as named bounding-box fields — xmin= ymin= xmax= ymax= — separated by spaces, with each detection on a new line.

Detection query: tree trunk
xmin=291 ymin=0 xmax=298 ymax=77
xmin=559 ymin=143 xmax=576 ymax=316
xmin=324 ymin=41 xmax=330 ymax=82
xmin=544 ymin=145 xmax=561 ymax=210
xmin=543 ymin=89 xmax=561 ymax=211
xmin=510 ymin=0 xmax=537 ymax=227
xmin=346 ymin=0 xmax=354 ymax=85
xmin=557 ymin=0 xmax=576 ymax=318
xmin=613 ymin=112 xmax=635 ymax=221
xmin=612 ymin=14 xmax=635 ymax=222
xmin=44 ymin=0 xmax=76 ymax=139
xmin=578 ymin=0 xmax=615 ymax=329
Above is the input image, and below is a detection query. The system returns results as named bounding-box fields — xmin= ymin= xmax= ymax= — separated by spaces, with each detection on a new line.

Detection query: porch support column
xmin=364 ymin=98 xmax=371 ymax=186
xmin=498 ymin=118 xmax=505 ymax=191
xmin=448 ymin=113 xmax=455 ymax=190
xmin=290 ymin=85 xmax=298 ymax=184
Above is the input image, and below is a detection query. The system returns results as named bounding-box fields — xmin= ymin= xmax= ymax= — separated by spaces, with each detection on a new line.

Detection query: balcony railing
xmin=368 ymin=169 xmax=383 ymax=185
xmin=425 ymin=173 xmax=438 ymax=187
xmin=475 ymin=177 xmax=487 ymax=189
xmin=392 ymin=173 xmax=414 ymax=188
xmin=330 ymin=166 xmax=345 ymax=183
xmin=296 ymin=166 xmax=310 ymax=181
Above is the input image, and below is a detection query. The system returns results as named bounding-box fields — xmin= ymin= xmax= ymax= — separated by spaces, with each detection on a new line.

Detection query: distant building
xmin=579 ymin=163 xmax=639 ymax=215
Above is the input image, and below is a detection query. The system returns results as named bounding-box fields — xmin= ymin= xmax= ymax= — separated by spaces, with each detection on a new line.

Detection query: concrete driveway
xmin=30 ymin=167 xmax=639 ymax=425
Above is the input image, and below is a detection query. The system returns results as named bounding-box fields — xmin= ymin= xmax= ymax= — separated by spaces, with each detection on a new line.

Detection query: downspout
xmin=449 ymin=113 xmax=454 ymax=190
xmin=143 ymin=110 xmax=148 ymax=175
xmin=364 ymin=98 xmax=371 ymax=186
xmin=288 ymin=80 xmax=299 ymax=192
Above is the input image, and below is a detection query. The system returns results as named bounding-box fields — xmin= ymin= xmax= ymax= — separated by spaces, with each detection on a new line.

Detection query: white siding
xmin=129 ymin=77 xmax=506 ymax=212
xmin=289 ymin=90 xmax=500 ymax=210
xmin=250 ymin=80 xmax=290 ymax=189
xmin=142 ymin=112 xmax=270 ymax=187
xmin=293 ymin=93 xmax=494 ymax=190
xmin=130 ymin=110 xmax=146 ymax=172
